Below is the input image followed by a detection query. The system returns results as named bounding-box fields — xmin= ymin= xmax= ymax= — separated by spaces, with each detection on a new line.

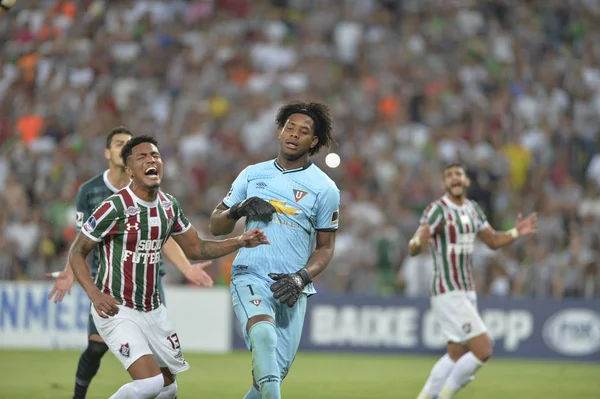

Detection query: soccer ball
xmin=0 ymin=0 xmax=16 ymax=14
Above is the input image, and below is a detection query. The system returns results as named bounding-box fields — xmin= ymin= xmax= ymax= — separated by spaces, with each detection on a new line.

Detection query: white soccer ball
xmin=0 ymin=0 xmax=16 ymax=13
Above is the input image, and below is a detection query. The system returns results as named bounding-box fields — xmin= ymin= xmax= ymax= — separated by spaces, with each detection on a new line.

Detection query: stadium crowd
xmin=1 ymin=0 xmax=599 ymax=299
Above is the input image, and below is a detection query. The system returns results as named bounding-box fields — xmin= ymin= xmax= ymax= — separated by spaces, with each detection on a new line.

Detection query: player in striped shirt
xmin=411 ymin=163 xmax=536 ymax=399
xmin=46 ymin=127 xmax=214 ymax=399
xmin=68 ymin=136 xmax=269 ymax=399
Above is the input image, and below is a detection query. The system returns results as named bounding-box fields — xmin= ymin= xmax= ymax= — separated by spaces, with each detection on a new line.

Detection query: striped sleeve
xmin=420 ymin=202 xmax=444 ymax=235
xmin=74 ymin=185 xmax=87 ymax=233
xmin=169 ymin=195 xmax=192 ymax=236
xmin=81 ymin=200 xmax=119 ymax=242
xmin=471 ymin=201 xmax=490 ymax=232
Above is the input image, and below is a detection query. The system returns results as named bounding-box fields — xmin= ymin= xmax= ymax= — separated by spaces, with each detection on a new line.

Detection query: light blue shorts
xmin=230 ymin=273 xmax=307 ymax=380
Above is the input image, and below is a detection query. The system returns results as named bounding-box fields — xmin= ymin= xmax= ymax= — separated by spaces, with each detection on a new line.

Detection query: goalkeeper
xmin=209 ymin=100 xmax=340 ymax=399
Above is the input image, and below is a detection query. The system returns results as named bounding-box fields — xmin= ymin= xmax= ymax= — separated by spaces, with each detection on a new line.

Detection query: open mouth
xmin=144 ymin=167 xmax=159 ymax=177
xmin=285 ymin=142 xmax=298 ymax=150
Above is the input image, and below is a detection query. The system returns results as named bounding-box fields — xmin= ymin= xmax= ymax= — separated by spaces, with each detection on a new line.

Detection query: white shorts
xmin=91 ymin=304 xmax=190 ymax=374
xmin=431 ymin=290 xmax=487 ymax=343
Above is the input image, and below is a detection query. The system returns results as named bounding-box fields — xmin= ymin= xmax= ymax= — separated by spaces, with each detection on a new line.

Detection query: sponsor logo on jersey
xmin=542 ymin=309 xmax=600 ymax=356
xmin=256 ymin=182 xmax=267 ymax=189
xmin=224 ymin=187 xmax=233 ymax=202
xmin=119 ymin=343 xmax=130 ymax=357
xmin=149 ymin=217 xmax=160 ymax=226
xmin=125 ymin=206 xmax=140 ymax=217
xmin=293 ymin=188 xmax=308 ymax=202
xmin=250 ymin=299 xmax=262 ymax=307
xmin=125 ymin=222 xmax=140 ymax=232
xmin=269 ymin=199 xmax=302 ymax=216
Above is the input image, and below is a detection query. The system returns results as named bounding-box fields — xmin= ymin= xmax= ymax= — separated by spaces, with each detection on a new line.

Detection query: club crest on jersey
xmin=125 ymin=206 xmax=140 ymax=217
xmin=175 ymin=349 xmax=184 ymax=362
xmin=293 ymin=188 xmax=308 ymax=202
xmin=125 ymin=222 xmax=140 ymax=231
xmin=119 ymin=343 xmax=130 ymax=357
xmin=250 ymin=299 xmax=262 ymax=307
xmin=462 ymin=323 xmax=472 ymax=334
xmin=161 ymin=200 xmax=173 ymax=210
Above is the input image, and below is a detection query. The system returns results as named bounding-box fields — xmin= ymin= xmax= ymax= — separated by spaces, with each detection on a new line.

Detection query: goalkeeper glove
xmin=268 ymin=269 xmax=312 ymax=307
xmin=228 ymin=197 xmax=276 ymax=222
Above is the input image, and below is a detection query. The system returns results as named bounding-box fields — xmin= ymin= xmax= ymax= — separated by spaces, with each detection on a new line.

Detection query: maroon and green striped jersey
xmin=420 ymin=195 xmax=489 ymax=296
xmin=81 ymin=186 xmax=191 ymax=311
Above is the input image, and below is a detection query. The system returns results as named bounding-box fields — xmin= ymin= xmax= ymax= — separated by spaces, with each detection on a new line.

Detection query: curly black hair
xmin=106 ymin=126 xmax=133 ymax=149
xmin=275 ymin=101 xmax=334 ymax=156
xmin=120 ymin=135 xmax=159 ymax=165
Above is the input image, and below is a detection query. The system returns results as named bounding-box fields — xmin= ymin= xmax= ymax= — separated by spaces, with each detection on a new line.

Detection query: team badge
xmin=161 ymin=200 xmax=173 ymax=210
xmin=293 ymin=188 xmax=308 ymax=202
xmin=250 ymin=299 xmax=262 ymax=307
xmin=462 ymin=323 xmax=472 ymax=334
xmin=119 ymin=343 xmax=130 ymax=357
xmin=125 ymin=206 xmax=140 ymax=217
xmin=175 ymin=349 xmax=184 ymax=362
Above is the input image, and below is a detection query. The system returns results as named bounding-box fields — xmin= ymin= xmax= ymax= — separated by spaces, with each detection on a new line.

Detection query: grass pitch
xmin=2 ymin=349 xmax=599 ymax=398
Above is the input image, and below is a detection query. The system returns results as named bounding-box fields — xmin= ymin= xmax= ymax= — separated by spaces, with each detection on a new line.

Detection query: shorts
xmin=431 ymin=290 xmax=487 ymax=343
xmin=231 ymin=273 xmax=307 ymax=380
xmin=89 ymin=276 xmax=165 ymax=337
xmin=91 ymin=304 xmax=189 ymax=374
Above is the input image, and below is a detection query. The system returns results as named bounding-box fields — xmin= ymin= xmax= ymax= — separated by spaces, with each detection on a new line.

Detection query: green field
xmin=2 ymin=349 xmax=599 ymax=398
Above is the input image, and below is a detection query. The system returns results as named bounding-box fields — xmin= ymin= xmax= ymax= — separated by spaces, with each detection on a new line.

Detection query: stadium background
xmin=0 ymin=0 xmax=599 ymax=398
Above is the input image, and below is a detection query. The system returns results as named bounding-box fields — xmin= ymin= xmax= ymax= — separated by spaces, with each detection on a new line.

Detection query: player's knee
xmin=473 ymin=340 xmax=493 ymax=362
xmin=249 ymin=321 xmax=277 ymax=352
xmin=87 ymin=340 xmax=109 ymax=359
xmin=132 ymin=374 xmax=164 ymax=398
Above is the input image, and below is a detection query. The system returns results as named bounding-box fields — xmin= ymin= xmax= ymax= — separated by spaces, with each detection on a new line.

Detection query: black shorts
xmin=88 ymin=277 xmax=166 ymax=337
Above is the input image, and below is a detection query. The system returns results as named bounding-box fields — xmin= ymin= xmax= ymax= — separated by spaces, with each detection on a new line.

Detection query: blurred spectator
xmin=0 ymin=0 xmax=599 ymax=299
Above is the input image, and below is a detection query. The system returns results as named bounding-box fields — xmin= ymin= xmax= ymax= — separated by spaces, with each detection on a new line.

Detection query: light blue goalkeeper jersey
xmin=222 ymin=159 xmax=340 ymax=295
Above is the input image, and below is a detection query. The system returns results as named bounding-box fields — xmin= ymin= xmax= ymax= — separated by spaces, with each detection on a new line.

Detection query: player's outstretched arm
xmin=68 ymin=233 xmax=119 ymax=318
xmin=269 ymin=230 xmax=336 ymax=307
xmin=172 ymin=225 xmax=269 ymax=261
xmin=162 ymin=237 xmax=214 ymax=287
xmin=478 ymin=213 xmax=537 ymax=249
xmin=46 ymin=242 xmax=76 ymax=303
xmin=408 ymin=222 xmax=432 ymax=257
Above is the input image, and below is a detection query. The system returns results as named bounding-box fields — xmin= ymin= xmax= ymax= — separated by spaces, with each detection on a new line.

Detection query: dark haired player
xmin=69 ymin=136 xmax=269 ymax=399
xmin=210 ymin=101 xmax=340 ymax=399
xmin=411 ymin=163 xmax=536 ymax=399
xmin=47 ymin=127 xmax=213 ymax=399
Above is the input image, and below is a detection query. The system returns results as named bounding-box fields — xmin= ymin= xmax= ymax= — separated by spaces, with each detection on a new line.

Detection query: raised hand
xmin=91 ymin=291 xmax=120 ymax=319
xmin=418 ymin=221 xmax=433 ymax=244
xmin=184 ymin=261 xmax=214 ymax=287
xmin=46 ymin=270 xmax=75 ymax=303
xmin=238 ymin=228 xmax=270 ymax=248
xmin=516 ymin=213 xmax=537 ymax=236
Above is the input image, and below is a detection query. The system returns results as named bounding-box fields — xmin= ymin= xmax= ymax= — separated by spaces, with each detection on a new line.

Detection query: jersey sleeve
xmin=471 ymin=201 xmax=490 ymax=232
xmin=169 ymin=195 xmax=192 ymax=236
xmin=222 ymin=167 xmax=250 ymax=208
xmin=74 ymin=186 xmax=88 ymax=232
xmin=315 ymin=185 xmax=341 ymax=231
xmin=81 ymin=200 xmax=119 ymax=242
xmin=420 ymin=203 xmax=444 ymax=235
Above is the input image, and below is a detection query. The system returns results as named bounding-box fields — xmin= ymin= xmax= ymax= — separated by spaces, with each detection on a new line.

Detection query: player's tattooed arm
xmin=209 ymin=203 xmax=238 ymax=236
xmin=409 ymin=223 xmax=432 ymax=256
xmin=173 ymin=225 xmax=270 ymax=260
